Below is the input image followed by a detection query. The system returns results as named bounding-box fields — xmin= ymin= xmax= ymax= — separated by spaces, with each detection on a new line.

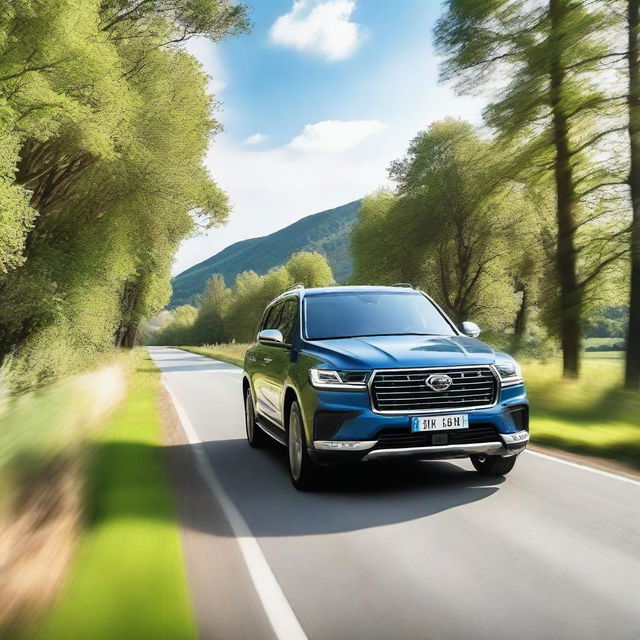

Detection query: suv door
xmin=258 ymin=296 xmax=299 ymax=428
xmin=251 ymin=301 xmax=283 ymax=422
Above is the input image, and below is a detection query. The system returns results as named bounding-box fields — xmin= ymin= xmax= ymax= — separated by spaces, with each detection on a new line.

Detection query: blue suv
xmin=242 ymin=285 xmax=529 ymax=490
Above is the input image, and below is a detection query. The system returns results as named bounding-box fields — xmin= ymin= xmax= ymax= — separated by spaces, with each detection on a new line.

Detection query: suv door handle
xmin=263 ymin=357 xmax=272 ymax=364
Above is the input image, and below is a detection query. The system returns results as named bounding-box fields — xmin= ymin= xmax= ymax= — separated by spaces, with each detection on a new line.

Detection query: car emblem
xmin=426 ymin=374 xmax=453 ymax=391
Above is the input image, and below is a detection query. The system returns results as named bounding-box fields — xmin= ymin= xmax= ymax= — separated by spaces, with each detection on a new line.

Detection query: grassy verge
xmin=180 ymin=343 xmax=639 ymax=468
xmin=34 ymin=351 xmax=196 ymax=640
xmin=523 ymin=357 xmax=640 ymax=467
xmin=180 ymin=343 xmax=248 ymax=367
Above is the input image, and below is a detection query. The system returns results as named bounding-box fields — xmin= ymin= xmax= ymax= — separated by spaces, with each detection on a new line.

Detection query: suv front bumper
xmin=310 ymin=429 xmax=529 ymax=464
xmin=303 ymin=382 xmax=529 ymax=465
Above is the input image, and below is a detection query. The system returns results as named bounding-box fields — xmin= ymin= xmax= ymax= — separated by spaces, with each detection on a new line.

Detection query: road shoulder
xmin=528 ymin=444 xmax=640 ymax=481
xmin=161 ymin=387 xmax=277 ymax=640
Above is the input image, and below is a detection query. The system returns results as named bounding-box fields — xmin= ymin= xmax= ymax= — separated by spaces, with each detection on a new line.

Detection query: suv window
xmin=276 ymin=298 xmax=298 ymax=344
xmin=304 ymin=291 xmax=455 ymax=340
xmin=262 ymin=302 xmax=283 ymax=331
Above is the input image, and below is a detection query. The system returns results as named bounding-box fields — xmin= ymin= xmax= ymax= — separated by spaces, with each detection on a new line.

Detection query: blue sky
xmin=174 ymin=0 xmax=484 ymax=274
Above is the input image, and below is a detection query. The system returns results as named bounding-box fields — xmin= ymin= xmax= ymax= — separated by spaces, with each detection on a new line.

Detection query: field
xmin=523 ymin=355 xmax=639 ymax=465
xmin=182 ymin=345 xmax=638 ymax=467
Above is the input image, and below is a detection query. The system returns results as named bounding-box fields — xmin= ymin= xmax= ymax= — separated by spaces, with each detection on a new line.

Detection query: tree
xmin=0 ymin=0 xmax=246 ymax=388
xmin=151 ymin=305 xmax=198 ymax=345
xmin=624 ymin=0 xmax=640 ymax=389
xmin=353 ymin=120 xmax=544 ymax=335
xmin=192 ymin=274 xmax=231 ymax=344
xmin=351 ymin=190 xmax=406 ymax=285
xmin=224 ymin=252 xmax=334 ymax=343
xmin=286 ymin=251 xmax=334 ymax=288
xmin=436 ymin=0 xmax=628 ymax=377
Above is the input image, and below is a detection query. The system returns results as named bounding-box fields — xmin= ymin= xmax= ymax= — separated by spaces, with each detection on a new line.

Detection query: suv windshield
xmin=304 ymin=291 xmax=455 ymax=340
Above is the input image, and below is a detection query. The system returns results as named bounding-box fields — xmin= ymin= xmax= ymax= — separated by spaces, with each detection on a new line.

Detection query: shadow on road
xmin=166 ymin=437 xmax=503 ymax=538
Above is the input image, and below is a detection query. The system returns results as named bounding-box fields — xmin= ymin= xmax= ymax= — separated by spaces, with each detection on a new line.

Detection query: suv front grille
xmin=372 ymin=424 xmax=500 ymax=449
xmin=370 ymin=366 xmax=498 ymax=413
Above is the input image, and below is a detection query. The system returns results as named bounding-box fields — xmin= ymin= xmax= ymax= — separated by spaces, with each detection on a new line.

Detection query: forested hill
xmin=169 ymin=200 xmax=361 ymax=307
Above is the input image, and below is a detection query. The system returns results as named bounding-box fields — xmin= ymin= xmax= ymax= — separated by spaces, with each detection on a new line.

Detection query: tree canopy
xmin=0 ymin=0 xmax=247 ymax=389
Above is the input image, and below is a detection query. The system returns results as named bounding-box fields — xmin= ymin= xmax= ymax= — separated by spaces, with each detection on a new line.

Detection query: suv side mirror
xmin=258 ymin=329 xmax=284 ymax=344
xmin=462 ymin=321 xmax=481 ymax=338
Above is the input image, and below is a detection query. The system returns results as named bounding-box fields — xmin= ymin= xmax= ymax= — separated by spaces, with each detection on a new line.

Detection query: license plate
xmin=411 ymin=414 xmax=469 ymax=432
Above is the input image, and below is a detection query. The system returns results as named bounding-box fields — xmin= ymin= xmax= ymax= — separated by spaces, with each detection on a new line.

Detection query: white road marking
xmin=163 ymin=380 xmax=308 ymax=640
xmin=525 ymin=450 xmax=640 ymax=486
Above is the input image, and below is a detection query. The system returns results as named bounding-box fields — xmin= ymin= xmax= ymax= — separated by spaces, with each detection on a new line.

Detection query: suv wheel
xmin=245 ymin=388 xmax=267 ymax=448
xmin=288 ymin=400 xmax=320 ymax=491
xmin=470 ymin=453 xmax=517 ymax=476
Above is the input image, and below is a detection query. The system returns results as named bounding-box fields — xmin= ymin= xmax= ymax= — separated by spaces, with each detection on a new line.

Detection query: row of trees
xmin=151 ymin=252 xmax=334 ymax=345
xmin=353 ymin=0 xmax=638 ymax=387
xmin=0 ymin=1 xmax=248 ymax=390
xmin=434 ymin=0 xmax=638 ymax=386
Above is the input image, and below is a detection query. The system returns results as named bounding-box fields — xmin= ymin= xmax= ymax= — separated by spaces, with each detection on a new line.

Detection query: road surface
xmin=149 ymin=347 xmax=640 ymax=640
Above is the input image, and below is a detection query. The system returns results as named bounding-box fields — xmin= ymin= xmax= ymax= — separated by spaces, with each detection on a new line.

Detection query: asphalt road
xmin=149 ymin=347 xmax=640 ymax=640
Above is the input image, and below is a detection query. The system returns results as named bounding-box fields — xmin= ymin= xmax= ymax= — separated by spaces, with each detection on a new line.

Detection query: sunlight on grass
xmin=37 ymin=353 xmax=196 ymax=640
xmin=181 ymin=343 xmax=250 ymax=368
xmin=523 ymin=356 xmax=640 ymax=465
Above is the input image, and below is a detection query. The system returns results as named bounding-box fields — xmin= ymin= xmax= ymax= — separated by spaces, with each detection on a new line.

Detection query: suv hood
xmin=305 ymin=334 xmax=496 ymax=370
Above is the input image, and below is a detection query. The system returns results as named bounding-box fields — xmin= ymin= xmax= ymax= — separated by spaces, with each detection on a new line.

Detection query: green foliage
xmin=435 ymin=0 xmax=629 ymax=376
xmin=0 ymin=127 xmax=36 ymax=272
xmin=170 ymin=200 xmax=361 ymax=307
xmin=152 ymin=252 xmax=335 ymax=345
xmin=0 ymin=0 xmax=245 ymax=390
xmin=352 ymin=120 xmax=546 ymax=334
xmin=585 ymin=306 xmax=629 ymax=339
xmin=151 ymin=305 xmax=198 ymax=346
xmin=191 ymin=274 xmax=231 ymax=344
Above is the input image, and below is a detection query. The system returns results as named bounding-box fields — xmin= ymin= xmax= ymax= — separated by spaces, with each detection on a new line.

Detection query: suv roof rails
xmin=281 ymin=284 xmax=305 ymax=295
xmin=391 ymin=283 xmax=415 ymax=289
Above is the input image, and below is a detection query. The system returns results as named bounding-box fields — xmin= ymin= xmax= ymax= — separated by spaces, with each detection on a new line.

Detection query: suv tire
xmin=245 ymin=388 xmax=267 ymax=448
xmin=288 ymin=399 xmax=320 ymax=491
xmin=470 ymin=453 xmax=517 ymax=476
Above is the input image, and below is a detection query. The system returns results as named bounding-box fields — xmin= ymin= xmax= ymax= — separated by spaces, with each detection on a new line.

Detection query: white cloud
xmin=270 ymin=0 xmax=361 ymax=61
xmin=287 ymin=119 xmax=386 ymax=152
xmin=185 ymin=38 xmax=226 ymax=93
xmin=243 ymin=133 xmax=269 ymax=145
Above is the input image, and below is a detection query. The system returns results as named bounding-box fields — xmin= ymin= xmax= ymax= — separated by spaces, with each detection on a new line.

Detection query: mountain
xmin=169 ymin=199 xmax=361 ymax=308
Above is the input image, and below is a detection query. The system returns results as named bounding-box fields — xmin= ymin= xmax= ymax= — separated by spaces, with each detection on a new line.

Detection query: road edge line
xmin=524 ymin=450 xmax=640 ymax=486
xmin=162 ymin=380 xmax=308 ymax=640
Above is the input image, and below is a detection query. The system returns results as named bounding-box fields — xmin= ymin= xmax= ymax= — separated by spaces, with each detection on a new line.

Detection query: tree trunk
xmin=114 ymin=279 xmax=140 ymax=348
xmin=121 ymin=323 xmax=139 ymax=348
xmin=512 ymin=283 xmax=529 ymax=355
xmin=626 ymin=0 xmax=640 ymax=390
xmin=549 ymin=0 xmax=582 ymax=378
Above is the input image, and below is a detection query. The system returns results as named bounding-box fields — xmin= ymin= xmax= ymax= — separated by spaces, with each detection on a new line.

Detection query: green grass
xmin=584 ymin=337 xmax=624 ymax=348
xmin=37 ymin=353 xmax=197 ymax=640
xmin=181 ymin=343 xmax=249 ymax=367
xmin=523 ymin=358 xmax=640 ymax=466
xmin=583 ymin=349 xmax=624 ymax=360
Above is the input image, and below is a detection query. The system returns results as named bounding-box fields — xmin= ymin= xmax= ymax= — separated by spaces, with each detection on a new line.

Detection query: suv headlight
xmin=309 ymin=369 xmax=369 ymax=389
xmin=494 ymin=361 xmax=523 ymax=384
